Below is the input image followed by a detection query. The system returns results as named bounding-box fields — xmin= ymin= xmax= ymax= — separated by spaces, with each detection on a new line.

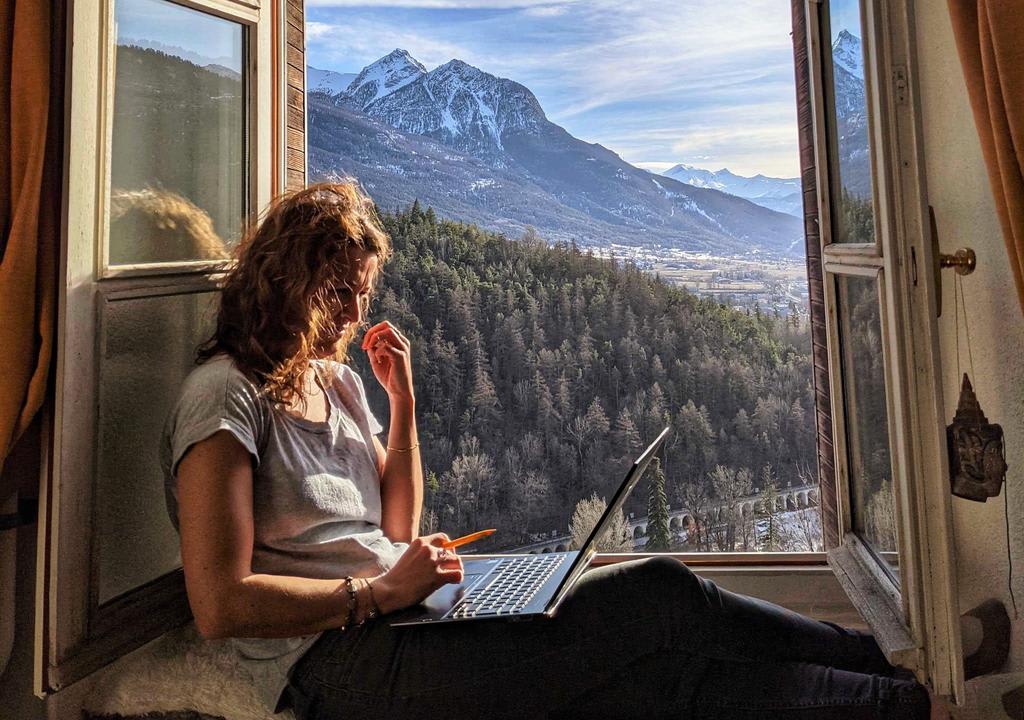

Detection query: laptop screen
xmin=577 ymin=425 xmax=670 ymax=557
xmin=544 ymin=426 xmax=670 ymax=612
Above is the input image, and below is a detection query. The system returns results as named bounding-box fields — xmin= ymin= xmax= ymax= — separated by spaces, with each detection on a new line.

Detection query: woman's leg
xmin=287 ymin=556 xmax=923 ymax=720
xmin=634 ymin=556 xmax=891 ymax=674
xmin=559 ymin=655 xmax=929 ymax=720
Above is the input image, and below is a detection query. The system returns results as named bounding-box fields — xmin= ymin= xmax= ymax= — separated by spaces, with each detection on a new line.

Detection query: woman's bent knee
xmin=639 ymin=556 xmax=702 ymax=591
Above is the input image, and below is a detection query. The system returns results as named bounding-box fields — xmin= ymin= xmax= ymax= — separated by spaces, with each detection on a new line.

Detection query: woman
xmin=162 ymin=182 xmax=931 ymax=719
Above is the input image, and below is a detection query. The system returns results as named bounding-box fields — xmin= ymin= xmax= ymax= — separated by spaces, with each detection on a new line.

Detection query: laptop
xmin=391 ymin=426 xmax=670 ymax=627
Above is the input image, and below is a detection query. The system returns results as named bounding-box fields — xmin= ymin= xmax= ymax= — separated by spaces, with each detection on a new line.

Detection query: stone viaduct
xmin=511 ymin=482 xmax=819 ymax=554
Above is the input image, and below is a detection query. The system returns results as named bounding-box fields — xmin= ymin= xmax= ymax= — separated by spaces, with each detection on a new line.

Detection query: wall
xmin=285 ymin=0 xmax=306 ymax=191
xmin=915 ymin=0 xmax=1024 ymax=686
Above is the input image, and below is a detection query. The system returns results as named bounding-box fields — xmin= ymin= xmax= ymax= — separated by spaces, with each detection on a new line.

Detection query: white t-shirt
xmin=161 ymin=354 xmax=407 ymax=712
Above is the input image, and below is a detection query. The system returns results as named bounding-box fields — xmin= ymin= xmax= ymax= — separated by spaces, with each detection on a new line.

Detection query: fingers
xmin=361 ymin=321 xmax=410 ymax=353
xmin=425 ymin=533 xmax=451 ymax=547
xmin=372 ymin=340 xmax=408 ymax=364
xmin=439 ymin=566 xmax=465 ymax=585
xmin=365 ymin=322 xmax=409 ymax=371
xmin=427 ymin=535 xmax=462 ymax=567
xmin=424 ymin=539 xmax=462 ymax=585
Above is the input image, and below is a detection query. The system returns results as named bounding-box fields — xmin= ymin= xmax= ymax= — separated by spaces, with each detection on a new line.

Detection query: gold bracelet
xmin=386 ymin=442 xmax=419 ymax=453
xmin=365 ymin=579 xmax=380 ymax=620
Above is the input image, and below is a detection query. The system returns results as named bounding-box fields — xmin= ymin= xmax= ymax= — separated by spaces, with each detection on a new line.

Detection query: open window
xmin=802 ymin=0 xmax=963 ymax=700
xmin=301 ymin=0 xmax=827 ymax=565
xmin=35 ymin=0 xmax=301 ymax=692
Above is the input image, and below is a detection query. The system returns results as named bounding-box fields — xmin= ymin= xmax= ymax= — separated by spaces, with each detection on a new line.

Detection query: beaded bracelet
xmin=344 ymin=576 xmax=358 ymax=629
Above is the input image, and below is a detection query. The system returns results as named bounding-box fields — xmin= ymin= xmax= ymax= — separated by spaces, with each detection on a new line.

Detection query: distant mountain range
xmin=307 ymin=49 xmax=805 ymax=258
xmin=119 ymin=38 xmax=240 ymax=79
xmin=661 ymin=165 xmax=802 ymax=217
xmin=308 ymin=66 xmax=357 ymax=96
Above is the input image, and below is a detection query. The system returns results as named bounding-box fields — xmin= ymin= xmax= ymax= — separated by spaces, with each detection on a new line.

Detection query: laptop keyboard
xmin=448 ymin=554 xmax=567 ymax=619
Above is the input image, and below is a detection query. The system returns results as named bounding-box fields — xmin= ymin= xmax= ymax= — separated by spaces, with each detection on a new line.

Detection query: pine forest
xmin=349 ymin=204 xmax=822 ymax=553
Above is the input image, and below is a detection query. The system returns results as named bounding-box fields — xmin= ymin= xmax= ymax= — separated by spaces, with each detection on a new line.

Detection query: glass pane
xmin=109 ymin=0 xmax=246 ymax=265
xmin=837 ymin=275 xmax=898 ymax=578
xmin=305 ymin=2 xmax=823 ymax=554
xmin=826 ymin=0 xmax=875 ymax=244
xmin=96 ymin=291 xmax=218 ymax=603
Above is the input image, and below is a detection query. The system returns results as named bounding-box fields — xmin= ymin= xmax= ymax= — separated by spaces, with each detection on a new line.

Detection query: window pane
xmin=305 ymin=2 xmax=822 ymax=554
xmin=825 ymin=0 xmax=875 ymax=244
xmin=109 ymin=0 xmax=246 ymax=265
xmin=837 ymin=275 xmax=898 ymax=578
xmin=96 ymin=290 xmax=218 ymax=603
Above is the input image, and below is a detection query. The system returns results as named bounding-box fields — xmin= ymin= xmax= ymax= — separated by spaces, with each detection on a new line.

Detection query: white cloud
xmin=521 ymin=4 xmax=571 ymax=16
xmin=633 ymin=161 xmax=678 ymax=172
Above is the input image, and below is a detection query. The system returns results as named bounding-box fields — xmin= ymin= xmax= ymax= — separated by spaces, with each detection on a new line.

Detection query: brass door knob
xmin=939 ymin=247 xmax=977 ymax=276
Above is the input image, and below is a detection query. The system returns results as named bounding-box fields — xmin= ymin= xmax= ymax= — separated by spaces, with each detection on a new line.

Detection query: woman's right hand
xmin=374 ymin=533 xmax=465 ymax=614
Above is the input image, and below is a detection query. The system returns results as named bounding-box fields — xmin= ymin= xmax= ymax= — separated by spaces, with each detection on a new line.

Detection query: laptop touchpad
xmin=420 ymin=560 xmax=497 ymax=614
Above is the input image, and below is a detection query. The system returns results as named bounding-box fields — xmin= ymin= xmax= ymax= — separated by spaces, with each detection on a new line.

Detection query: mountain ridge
xmin=310 ymin=50 xmax=804 ymax=258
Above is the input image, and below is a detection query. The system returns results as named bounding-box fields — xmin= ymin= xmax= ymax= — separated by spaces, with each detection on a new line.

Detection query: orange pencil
xmin=442 ymin=528 xmax=496 ymax=550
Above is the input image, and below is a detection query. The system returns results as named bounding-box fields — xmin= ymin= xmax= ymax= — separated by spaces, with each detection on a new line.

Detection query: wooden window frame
xmin=801 ymin=0 xmax=963 ymax=700
xmin=37 ymin=0 xmax=283 ymax=693
xmin=292 ymin=0 xmax=839 ymax=572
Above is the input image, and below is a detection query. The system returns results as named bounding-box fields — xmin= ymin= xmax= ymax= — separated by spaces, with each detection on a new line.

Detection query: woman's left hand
xmin=362 ymin=321 xmax=415 ymax=403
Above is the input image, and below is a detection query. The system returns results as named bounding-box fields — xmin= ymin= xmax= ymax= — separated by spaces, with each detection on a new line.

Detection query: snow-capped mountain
xmin=830 ymin=30 xmax=870 ymax=198
xmin=359 ymin=59 xmax=546 ymax=158
xmin=307 ymin=66 xmax=356 ymax=96
xmin=662 ymin=165 xmax=802 ymax=217
xmin=309 ymin=50 xmax=803 ymax=258
xmin=342 ymin=49 xmax=427 ymax=110
xmin=832 ymin=29 xmax=864 ymax=81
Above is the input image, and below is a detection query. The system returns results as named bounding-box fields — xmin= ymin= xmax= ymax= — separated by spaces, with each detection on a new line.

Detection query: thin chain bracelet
xmin=386 ymin=442 xmax=419 ymax=453
xmin=365 ymin=579 xmax=380 ymax=621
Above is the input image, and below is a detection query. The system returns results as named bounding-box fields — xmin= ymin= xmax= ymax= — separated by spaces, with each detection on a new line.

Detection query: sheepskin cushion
xmin=84 ymin=624 xmax=295 ymax=720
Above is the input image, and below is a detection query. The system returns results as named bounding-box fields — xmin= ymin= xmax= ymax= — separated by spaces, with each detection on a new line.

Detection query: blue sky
xmin=306 ymin=0 xmax=802 ymax=177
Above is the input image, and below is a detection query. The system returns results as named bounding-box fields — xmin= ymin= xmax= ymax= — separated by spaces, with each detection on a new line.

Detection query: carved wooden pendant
xmin=948 ymin=374 xmax=1007 ymax=502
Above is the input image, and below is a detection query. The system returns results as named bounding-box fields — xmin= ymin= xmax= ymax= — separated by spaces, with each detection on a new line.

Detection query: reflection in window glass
xmin=109 ymin=0 xmax=245 ymax=265
xmin=305 ymin=1 xmax=822 ymax=554
xmin=837 ymin=275 xmax=898 ymax=577
xmin=826 ymin=0 xmax=874 ymax=244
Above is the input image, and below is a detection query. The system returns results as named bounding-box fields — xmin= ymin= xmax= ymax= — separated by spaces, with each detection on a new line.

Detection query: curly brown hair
xmin=197 ymin=181 xmax=392 ymax=406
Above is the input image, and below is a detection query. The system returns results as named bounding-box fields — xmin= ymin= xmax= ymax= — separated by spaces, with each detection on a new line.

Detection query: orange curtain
xmin=948 ymin=0 xmax=1024 ymax=315
xmin=0 ymin=0 xmax=59 ymax=497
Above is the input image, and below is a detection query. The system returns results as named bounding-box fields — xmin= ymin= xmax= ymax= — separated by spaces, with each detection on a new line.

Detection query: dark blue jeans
xmin=286 ymin=557 xmax=930 ymax=719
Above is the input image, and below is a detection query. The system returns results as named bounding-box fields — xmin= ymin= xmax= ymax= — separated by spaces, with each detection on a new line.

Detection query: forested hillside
xmin=352 ymin=205 xmax=816 ymax=551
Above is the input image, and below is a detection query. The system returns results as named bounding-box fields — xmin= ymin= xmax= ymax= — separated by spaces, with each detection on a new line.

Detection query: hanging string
xmin=1006 ymin=483 xmax=1019 ymax=618
xmin=953 ymin=276 xmax=962 ymax=381
xmin=957 ymin=276 xmax=976 ymax=382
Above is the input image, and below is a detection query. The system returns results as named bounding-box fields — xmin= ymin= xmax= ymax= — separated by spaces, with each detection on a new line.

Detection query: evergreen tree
xmin=645 ymin=457 xmax=672 ymax=552
xmin=612 ymin=407 xmax=642 ymax=454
